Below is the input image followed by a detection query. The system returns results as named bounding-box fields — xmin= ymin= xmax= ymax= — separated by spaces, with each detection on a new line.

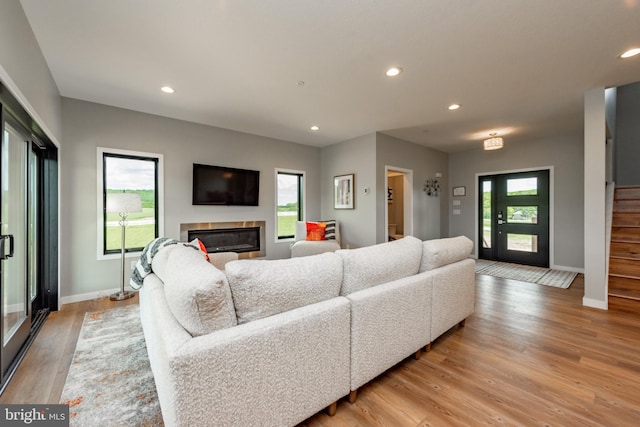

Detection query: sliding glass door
xmin=0 ymin=83 xmax=57 ymax=391
xmin=0 ymin=120 xmax=35 ymax=377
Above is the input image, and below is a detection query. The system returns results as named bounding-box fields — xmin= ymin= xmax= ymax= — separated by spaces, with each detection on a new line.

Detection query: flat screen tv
xmin=192 ymin=163 xmax=260 ymax=206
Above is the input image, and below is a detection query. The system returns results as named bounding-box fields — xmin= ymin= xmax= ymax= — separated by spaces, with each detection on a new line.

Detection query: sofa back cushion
xmin=337 ymin=236 xmax=423 ymax=295
xmin=420 ymin=236 xmax=473 ymax=272
xmin=226 ymin=252 xmax=343 ymax=324
xmin=153 ymin=244 xmax=237 ymax=336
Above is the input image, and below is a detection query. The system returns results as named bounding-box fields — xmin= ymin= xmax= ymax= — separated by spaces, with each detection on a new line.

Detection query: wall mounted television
xmin=192 ymin=163 xmax=260 ymax=206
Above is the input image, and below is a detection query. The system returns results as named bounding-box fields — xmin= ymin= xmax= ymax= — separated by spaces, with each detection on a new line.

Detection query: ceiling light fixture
xmin=620 ymin=48 xmax=640 ymax=59
xmin=161 ymin=86 xmax=175 ymax=93
xmin=310 ymin=125 xmax=319 ymax=131
xmin=385 ymin=67 xmax=402 ymax=77
xmin=483 ymin=133 xmax=504 ymax=150
xmin=448 ymin=104 xmax=461 ymax=110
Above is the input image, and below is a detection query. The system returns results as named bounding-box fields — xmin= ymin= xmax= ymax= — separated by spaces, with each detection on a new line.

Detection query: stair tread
xmin=609 ymin=271 xmax=640 ymax=280
xmin=609 ymin=195 xmax=640 ymax=286
xmin=608 ymin=290 xmax=640 ymax=301
xmin=609 ymin=256 xmax=640 ymax=262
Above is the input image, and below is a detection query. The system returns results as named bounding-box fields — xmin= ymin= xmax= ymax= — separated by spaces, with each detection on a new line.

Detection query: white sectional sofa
xmin=139 ymin=235 xmax=475 ymax=427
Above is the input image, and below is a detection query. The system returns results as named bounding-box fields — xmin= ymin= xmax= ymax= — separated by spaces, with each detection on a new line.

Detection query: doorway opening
xmin=385 ymin=166 xmax=413 ymax=242
xmin=478 ymin=169 xmax=551 ymax=267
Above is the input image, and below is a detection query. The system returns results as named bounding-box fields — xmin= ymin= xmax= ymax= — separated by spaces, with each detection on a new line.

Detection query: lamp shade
xmin=483 ymin=136 xmax=504 ymax=150
xmin=106 ymin=193 xmax=142 ymax=214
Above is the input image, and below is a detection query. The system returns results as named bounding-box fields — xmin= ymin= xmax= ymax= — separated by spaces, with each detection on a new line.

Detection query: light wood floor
xmin=0 ymin=294 xmax=138 ymax=405
xmin=2 ymin=275 xmax=640 ymax=427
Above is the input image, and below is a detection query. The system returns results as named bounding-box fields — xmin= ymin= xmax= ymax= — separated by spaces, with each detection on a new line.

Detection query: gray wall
xmin=61 ymin=98 xmax=321 ymax=298
xmin=320 ymin=133 xmax=377 ymax=249
xmin=449 ymin=132 xmax=584 ymax=270
xmin=376 ymin=133 xmax=449 ymax=242
xmin=615 ymin=81 xmax=640 ymax=186
xmin=0 ymin=0 xmax=61 ymax=143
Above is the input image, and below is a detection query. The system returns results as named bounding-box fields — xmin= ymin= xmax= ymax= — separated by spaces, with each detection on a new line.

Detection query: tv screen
xmin=192 ymin=164 xmax=260 ymax=206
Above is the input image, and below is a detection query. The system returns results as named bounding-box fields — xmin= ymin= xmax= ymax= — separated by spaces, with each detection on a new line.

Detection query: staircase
xmin=609 ymin=186 xmax=640 ymax=300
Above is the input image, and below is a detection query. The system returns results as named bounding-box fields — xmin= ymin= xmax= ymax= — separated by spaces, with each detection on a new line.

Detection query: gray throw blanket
xmin=130 ymin=237 xmax=195 ymax=289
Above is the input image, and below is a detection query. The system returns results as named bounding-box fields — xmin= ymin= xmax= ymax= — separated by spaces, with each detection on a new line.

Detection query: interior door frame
xmin=384 ymin=165 xmax=413 ymax=242
xmin=474 ymin=166 xmax=555 ymax=267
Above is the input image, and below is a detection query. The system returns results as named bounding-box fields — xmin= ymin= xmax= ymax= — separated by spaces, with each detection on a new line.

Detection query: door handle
xmin=0 ymin=234 xmax=14 ymax=260
xmin=497 ymin=220 xmax=504 ymax=225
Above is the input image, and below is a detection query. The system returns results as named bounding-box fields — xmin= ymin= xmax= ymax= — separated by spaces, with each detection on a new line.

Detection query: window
xmin=97 ymin=148 xmax=163 ymax=258
xmin=276 ymin=170 xmax=304 ymax=240
xmin=507 ymin=177 xmax=538 ymax=196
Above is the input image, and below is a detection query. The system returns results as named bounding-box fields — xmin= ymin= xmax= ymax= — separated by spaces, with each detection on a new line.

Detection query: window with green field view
xmin=482 ymin=180 xmax=492 ymax=248
xmin=103 ymin=152 xmax=159 ymax=254
xmin=276 ymin=170 xmax=304 ymax=239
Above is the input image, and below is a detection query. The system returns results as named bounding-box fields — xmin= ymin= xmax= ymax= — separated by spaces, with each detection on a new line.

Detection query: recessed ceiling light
xmin=310 ymin=125 xmax=319 ymax=131
xmin=385 ymin=67 xmax=403 ymax=77
xmin=620 ymin=48 xmax=640 ymax=59
xmin=448 ymin=104 xmax=461 ymax=110
xmin=161 ymin=86 xmax=175 ymax=93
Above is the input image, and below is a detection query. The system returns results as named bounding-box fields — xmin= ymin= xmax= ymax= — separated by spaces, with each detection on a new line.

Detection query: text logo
xmin=0 ymin=405 xmax=68 ymax=426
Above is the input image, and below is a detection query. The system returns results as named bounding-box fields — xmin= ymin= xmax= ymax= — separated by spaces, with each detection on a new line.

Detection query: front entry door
xmin=479 ymin=170 xmax=550 ymax=267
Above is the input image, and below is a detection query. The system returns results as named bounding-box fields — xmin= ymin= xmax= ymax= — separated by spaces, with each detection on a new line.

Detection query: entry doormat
xmin=475 ymin=259 xmax=577 ymax=289
xmin=59 ymin=304 xmax=163 ymax=426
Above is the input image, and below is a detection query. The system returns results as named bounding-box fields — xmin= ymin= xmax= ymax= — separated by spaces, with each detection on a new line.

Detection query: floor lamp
xmin=106 ymin=192 xmax=142 ymax=301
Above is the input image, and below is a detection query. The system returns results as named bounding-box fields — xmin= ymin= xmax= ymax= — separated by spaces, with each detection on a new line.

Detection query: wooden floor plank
xmin=2 ymin=275 xmax=640 ymax=427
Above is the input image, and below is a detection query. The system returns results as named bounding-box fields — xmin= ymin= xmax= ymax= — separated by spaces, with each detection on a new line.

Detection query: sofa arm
xmin=430 ymin=258 xmax=476 ymax=340
xmin=346 ymin=273 xmax=432 ymax=391
xmin=291 ymin=240 xmax=340 ymax=257
xmin=168 ymin=297 xmax=351 ymax=427
xmin=139 ymin=275 xmax=193 ymax=427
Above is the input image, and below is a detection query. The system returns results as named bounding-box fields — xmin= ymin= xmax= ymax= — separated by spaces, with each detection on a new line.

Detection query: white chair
xmin=290 ymin=221 xmax=341 ymax=257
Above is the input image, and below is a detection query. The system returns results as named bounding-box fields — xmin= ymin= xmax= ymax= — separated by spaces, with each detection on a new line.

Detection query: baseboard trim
xmin=583 ymin=297 xmax=608 ymax=310
xmin=61 ymin=287 xmax=136 ymax=307
xmin=550 ymin=265 xmax=584 ymax=274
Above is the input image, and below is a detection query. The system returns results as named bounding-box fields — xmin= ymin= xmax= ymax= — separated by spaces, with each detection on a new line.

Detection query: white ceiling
xmin=20 ymin=0 xmax=640 ymax=152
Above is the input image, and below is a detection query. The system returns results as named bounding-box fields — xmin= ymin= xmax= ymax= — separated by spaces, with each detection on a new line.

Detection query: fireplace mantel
xmin=180 ymin=221 xmax=266 ymax=259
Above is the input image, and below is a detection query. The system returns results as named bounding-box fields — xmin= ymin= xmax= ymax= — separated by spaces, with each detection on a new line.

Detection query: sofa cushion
xmin=157 ymin=244 xmax=237 ymax=336
xmin=337 ymin=235 xmax=423 ymax=295
xmin=226 ymin=252 xmax=343 ymax=324
xmin=420 ymin=236 xmax=473 ymax=272
xmin=306 ymin=221 xmax=327 ymax=240
xmin=150 ymin=244 xmax=177 ymax=280
xmin=323 ymin=220 xmax=337 ymax=240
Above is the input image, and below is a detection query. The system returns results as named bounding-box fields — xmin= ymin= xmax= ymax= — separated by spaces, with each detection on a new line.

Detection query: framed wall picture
xmin=334 ymin=174 xmax=354 ymax=209
xmin=453 ymin=186 xmax=466 ymax=197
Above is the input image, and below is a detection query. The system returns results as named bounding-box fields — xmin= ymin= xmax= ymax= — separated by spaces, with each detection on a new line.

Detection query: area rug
xmin=475 ymin=259 xmax=577 ymax=289
xmin=60 ymin=304 xmax=163 ymax=426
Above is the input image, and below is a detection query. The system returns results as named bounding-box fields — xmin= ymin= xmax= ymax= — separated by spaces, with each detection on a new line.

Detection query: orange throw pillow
xmin=189 ymin=238 xmax=210 ymax=261
xmin=306 ymin=222 xmax=327 ymax=241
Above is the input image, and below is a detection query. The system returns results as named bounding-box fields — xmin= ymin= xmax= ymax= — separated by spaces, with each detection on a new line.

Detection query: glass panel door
xmin=1 ymin=122 xmax=31 ymax=377
xmin=29 ymin=148 xmax=38 ymax=303
xmin=479 ymin=170 xmax=550 ymax=267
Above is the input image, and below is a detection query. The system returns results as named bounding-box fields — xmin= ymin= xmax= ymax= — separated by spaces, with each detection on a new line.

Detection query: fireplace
xmin=180 ymin=221 xmax=266 ymax=259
